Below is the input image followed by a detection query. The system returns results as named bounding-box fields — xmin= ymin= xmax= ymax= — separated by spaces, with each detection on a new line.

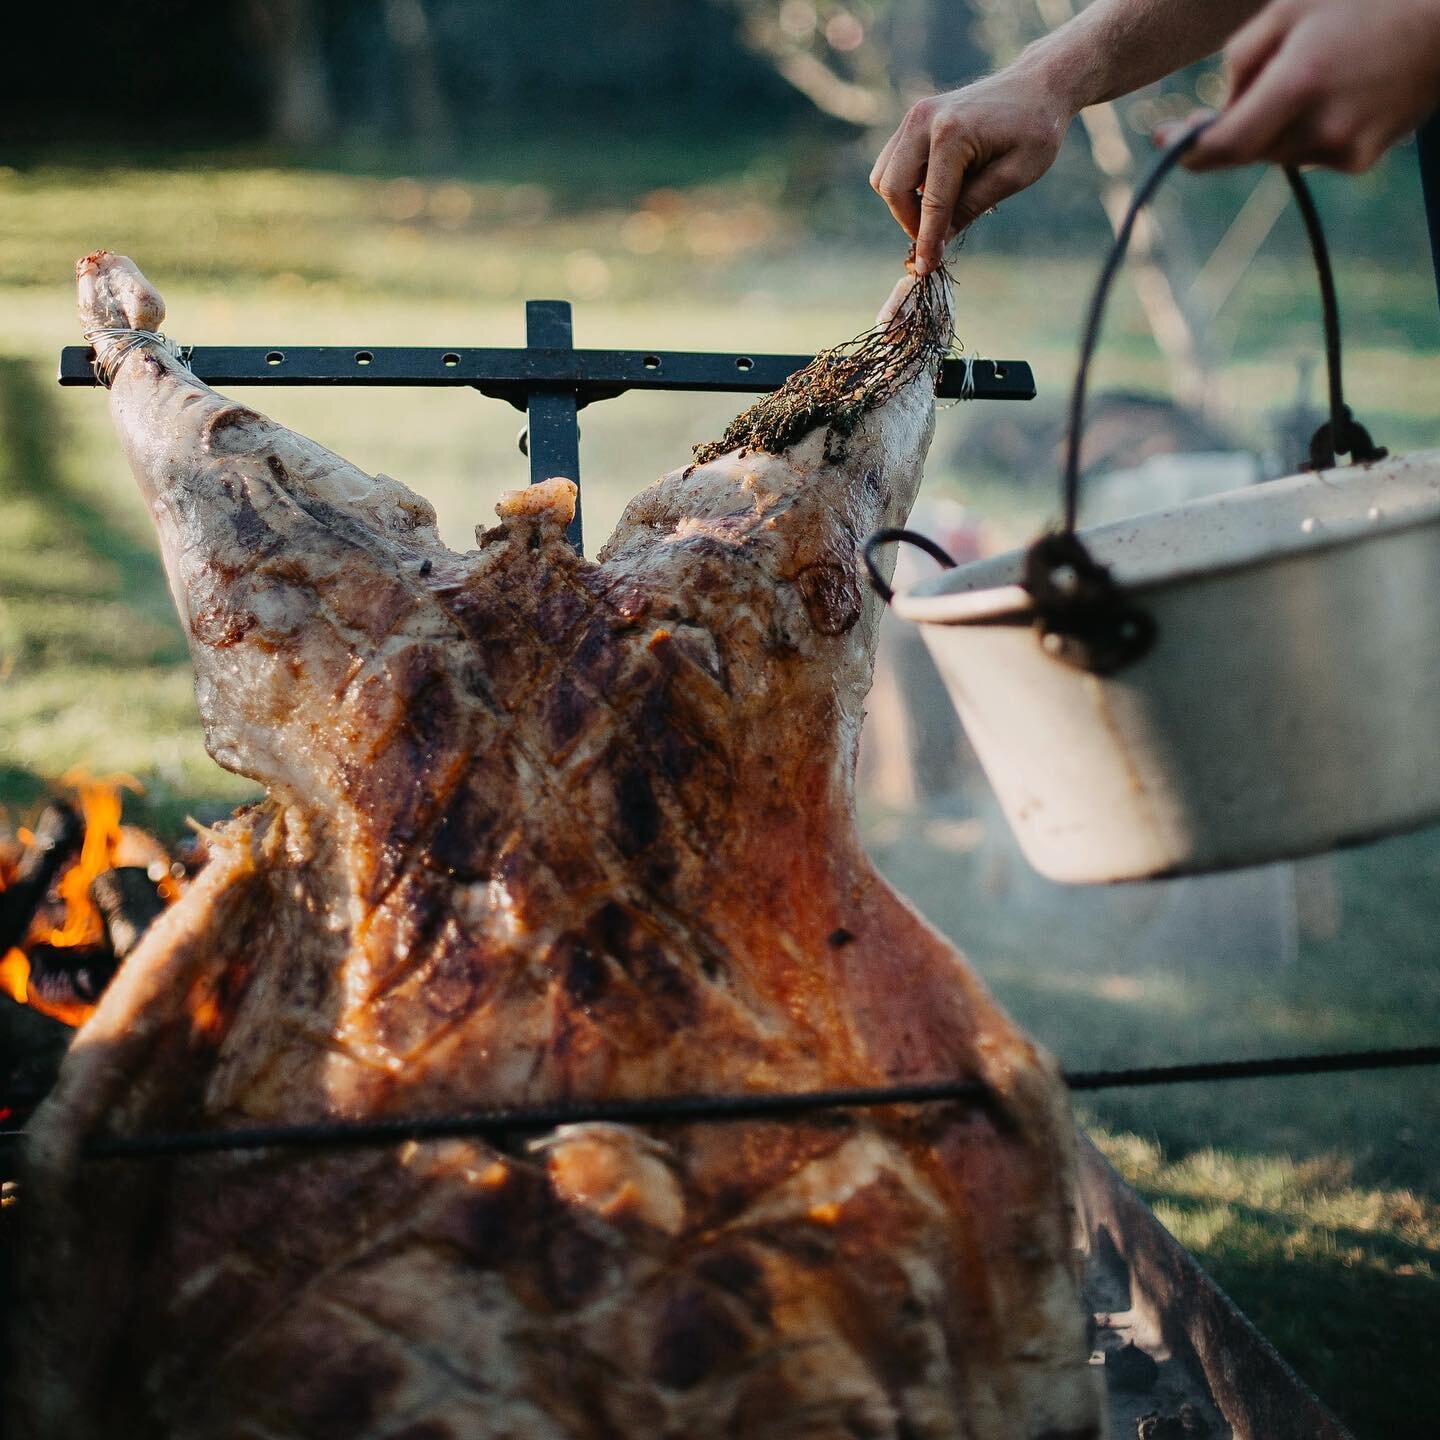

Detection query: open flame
xmin=0 ymin=948 xmax=33 ymax=1012
xmin=49 ymin=772 xmax=139 ymax=949
xmin=0 ymin=947 xmax=96 ymax=1028
xmin=0 ymin=771 xmax=152 ymax=1027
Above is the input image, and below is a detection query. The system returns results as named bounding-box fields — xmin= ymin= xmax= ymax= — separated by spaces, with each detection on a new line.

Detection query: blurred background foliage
xmin=1 ymin=2 xmax=1438 ymax=1432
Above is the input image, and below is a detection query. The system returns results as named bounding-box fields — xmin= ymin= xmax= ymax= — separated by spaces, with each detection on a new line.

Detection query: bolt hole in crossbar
xmin=59 ymin=298 xmax=1036 ymax=555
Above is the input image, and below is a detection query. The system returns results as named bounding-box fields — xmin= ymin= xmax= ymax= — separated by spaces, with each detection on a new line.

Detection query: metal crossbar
xmin=58 ymin=299 xmax=1036 ymax=554
xmin=4 ymin=1044 xmax=1437 ymax=1162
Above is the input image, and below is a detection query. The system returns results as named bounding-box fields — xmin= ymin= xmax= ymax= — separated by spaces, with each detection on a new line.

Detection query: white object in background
xmin=893 ymin=451 xmax=1440 ymax=884
xmin=1081 ymin=450 xmax=1261 ymax=527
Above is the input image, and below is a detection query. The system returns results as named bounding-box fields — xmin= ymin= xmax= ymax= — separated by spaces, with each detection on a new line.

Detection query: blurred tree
xmin=714 ymin=0 xmax=902 ymax=127
xmin=713 ymin=0 xmax=986 ymax=127
xmin=247 ymin=0 xmax=337 ymax=147
xmin=1016 ymin=0 xmax=1218 ymax=411
xmin=0 ymin=0 xmax=1420 ymax=271
xmin=883 ymin=0 xmax=939 ymax=98
xmin=383 ymin=0 xmax=456 ymax=160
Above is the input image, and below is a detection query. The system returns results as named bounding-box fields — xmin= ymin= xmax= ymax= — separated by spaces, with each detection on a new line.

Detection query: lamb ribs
xmin=11 ymin=252 xmax=1101 ymax=1438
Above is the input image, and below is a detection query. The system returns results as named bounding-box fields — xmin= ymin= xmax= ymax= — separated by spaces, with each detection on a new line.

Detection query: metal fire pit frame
xmin=57 ymin=298 xmax=1036 ymax=554
xmin=1078 ymin=1136 xmax=1354 ymax=1439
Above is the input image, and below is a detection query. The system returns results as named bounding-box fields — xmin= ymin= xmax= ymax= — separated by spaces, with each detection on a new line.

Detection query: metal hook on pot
xmin=862 ymin=528 xmax=957 ymax=604
xmin=1021 ymin=531 xmax=1157 ymax=676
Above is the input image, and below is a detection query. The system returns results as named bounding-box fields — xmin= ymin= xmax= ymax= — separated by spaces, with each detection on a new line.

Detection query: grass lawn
xmin=1 ymin=155 xmax=1437 ymax=1435
xmin=868 ymin=785 xmax=1440 ymax=1433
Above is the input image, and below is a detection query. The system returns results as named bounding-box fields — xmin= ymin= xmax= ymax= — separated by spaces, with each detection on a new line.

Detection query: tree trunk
xmin=383 ymin=0 xmax=456 ymax=160
xmin=1035 ymin=0 xmax=1218 ymax=415
xmin=250 ymin=0 xmax=336 ymax=149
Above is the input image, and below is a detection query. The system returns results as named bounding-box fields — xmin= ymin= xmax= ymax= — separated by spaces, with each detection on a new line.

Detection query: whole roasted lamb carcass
xmin=12 ymin=252 xmax=1101 ymax=1438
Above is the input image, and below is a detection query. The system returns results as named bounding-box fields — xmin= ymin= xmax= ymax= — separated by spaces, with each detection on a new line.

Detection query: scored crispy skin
xmin=12 ymin=253 xmax=1102 ymax=1438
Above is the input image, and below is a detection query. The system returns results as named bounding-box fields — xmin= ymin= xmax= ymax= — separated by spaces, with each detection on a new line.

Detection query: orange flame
xmin=46 ymin=770 xmax=142 ymax=951
xmin=0 ymin=947 xmax=96 ymax=1027
xmin=0 ymin=771 xmax=147 ymax=1028
xmin=0 ymin=948 xmax=29 ymax=1007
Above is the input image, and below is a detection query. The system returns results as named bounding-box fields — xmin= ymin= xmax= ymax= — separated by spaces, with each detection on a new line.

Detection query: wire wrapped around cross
xmin=83 ymin=327 xmax=190 ymax=387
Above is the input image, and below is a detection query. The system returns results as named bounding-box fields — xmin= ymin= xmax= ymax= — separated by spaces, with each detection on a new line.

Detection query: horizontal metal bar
xmin=57 ymin=344 xmax=1036 ymax=404
xmin=3 ymin=1043 xmax=1435 ymax=1161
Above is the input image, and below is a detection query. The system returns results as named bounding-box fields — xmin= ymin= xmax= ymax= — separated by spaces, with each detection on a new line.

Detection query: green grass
xmin=1092 ymin=1129 xmax=1440 ymax=1430
xmin=0 ymin=155 xmax=1437 ymax=1434
xmin=869 ymin=804 xmax=1440 ymax=1434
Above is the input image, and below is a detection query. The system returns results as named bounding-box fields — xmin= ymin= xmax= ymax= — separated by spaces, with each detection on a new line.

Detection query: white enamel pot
xmin=870 ymin=121 xmax=1440 ymax=884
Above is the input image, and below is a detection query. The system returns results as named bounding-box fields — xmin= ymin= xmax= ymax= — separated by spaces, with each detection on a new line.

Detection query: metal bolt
xmin=518 ymin=424 xmax=578 ymax=458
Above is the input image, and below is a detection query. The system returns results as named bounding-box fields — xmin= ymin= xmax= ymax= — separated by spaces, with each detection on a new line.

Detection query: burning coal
xmin=0 ymin=773 xmax=181 ymax=1028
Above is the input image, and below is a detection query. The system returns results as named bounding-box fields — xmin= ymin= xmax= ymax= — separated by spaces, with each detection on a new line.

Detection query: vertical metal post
xmin=1419 ymin=113 xmax=1440 ymax=318
xmin=524 ymin=299 xmax=583 ymax=552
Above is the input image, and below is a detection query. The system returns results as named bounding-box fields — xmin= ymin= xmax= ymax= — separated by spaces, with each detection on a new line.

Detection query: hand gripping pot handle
xmin=866 ymin=115 xmax=1388 ymax=676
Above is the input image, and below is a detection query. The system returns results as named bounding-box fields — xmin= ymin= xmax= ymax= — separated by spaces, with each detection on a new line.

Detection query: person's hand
xmin=870 ymin=67 xmax=1075 ymax=275
xmin=1173 ymin=0 xmax=1440 ymax=171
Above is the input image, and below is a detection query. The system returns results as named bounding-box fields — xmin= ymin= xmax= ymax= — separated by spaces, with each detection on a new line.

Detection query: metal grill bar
xmin=57 ymin=298 xmax=1036 ymax=559
xmin=56 ymin=342 xmax=1036 ymax=402
xmin=4 ymin=1044 xmax=1436 ymax=1162
xmin=523 ymin=301 xmax=583 ymax=549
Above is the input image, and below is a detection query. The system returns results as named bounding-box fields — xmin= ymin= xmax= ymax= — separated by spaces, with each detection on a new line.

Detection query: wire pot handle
xmin=862 ymin=527 xmax=958 ymax=603
xmin=1060 ymin=114 xmax=1386 ymax=536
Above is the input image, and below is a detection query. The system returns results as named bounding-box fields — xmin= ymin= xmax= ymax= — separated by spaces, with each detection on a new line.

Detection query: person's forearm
xmin=1016 ymin=0 xmax=1265 ymax=113
xmin=870 ymin=0 xmax=1268 ymax=266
